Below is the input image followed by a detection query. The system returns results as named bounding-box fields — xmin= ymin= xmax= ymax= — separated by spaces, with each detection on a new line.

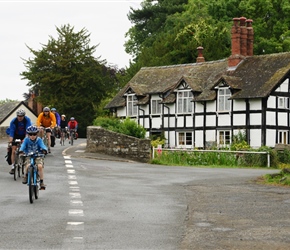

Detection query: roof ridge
xmin=140 ymin=58 xmax=227 ymax=70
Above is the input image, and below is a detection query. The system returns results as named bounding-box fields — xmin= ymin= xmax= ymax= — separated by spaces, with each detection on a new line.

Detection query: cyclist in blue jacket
xmin=8 ymin=109 xmax=32 ymax=175
xmin=19 ymin=126 xmax=47 ymax=189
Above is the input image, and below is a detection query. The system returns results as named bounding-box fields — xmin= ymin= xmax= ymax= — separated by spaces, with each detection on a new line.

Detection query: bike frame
xmin=69 ymin=129 xmax=76 ymax=145
xmin=14 ymin=139 xmax=23 ymax=180
xmin=26 ymin=152 xmax=44 ymax=204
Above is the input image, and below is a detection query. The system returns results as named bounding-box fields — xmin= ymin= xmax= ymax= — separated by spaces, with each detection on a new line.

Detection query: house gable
xmin=0 ymin=101 xmax=38 ymax=126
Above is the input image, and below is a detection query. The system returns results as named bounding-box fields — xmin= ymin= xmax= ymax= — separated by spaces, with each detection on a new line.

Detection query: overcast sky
xmin=0 ymin=0 xmax=142 ymax=101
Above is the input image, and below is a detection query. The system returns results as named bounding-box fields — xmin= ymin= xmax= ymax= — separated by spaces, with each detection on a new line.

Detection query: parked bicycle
xmin=24 ymin=151 xmax=45 ymax=204
xmin=13 ymin=139 xmax=24 ymax=181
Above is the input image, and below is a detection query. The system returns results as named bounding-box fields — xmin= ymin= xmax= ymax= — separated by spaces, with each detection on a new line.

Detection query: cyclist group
xmin=7 ymin=107 xmax=78 ymax=188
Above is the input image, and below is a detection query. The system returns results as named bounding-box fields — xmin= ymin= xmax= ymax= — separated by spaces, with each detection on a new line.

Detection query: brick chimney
xmin=228 ymin=17 xmax=244 ymax=68
xmin=246 ymin=19 xmax=254 ymax=56
xmin=196 ymin=46 xmax=205 ymax=63
xmin=228 ymin=17 xmax=254 ymax=68
xmin=240 ymin=17 xmax=247 ymax=56
xmin=28 ymin=92 xmax=34 ymax=110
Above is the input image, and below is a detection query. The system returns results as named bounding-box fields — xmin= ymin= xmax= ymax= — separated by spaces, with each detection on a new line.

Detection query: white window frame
xmin=218 ymin=87 xmax=231 ymax=112
xmin=127 ymin=94 xmax=138 ymax=117
xmin=177 ymin=132 xmax=193 ymax=148
xmin=218 ymin=130 xmax=231 ymax=148
xmin=177 ymin=90 xmax=193 ymax=114
xmin=278 ymin=130 xmax=288 ymax=144
xmin=151 ymin=99 xmax=162 ymax=115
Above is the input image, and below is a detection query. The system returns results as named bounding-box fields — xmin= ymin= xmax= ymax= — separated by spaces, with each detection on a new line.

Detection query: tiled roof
xmin=105 ymin=52 xmax=290 ymax=109
xmin=0 ymin=101 xmax=22 ymax=124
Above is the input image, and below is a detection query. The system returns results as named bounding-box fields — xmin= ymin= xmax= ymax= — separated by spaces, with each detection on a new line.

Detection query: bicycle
xmin=60 ymin=128 xmax=67 ymax=146
xmin=24 ymin=152 xmax=45 ymax=204
xmin=13 ymin=139 xmax=24 ymax=181
xmin=69 ymin=129 xmax=76 ymax=145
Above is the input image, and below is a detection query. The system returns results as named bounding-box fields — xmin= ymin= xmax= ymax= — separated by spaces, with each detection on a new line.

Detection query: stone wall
xmin=86 ymin=126 xmax=151 ymax=163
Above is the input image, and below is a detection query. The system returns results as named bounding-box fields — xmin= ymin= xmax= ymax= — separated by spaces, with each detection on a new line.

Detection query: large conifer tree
xmin=21 ymin=24 xmax=117 ymax=136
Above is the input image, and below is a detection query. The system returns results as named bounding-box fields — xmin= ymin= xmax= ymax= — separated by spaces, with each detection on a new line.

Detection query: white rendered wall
xmin=250 ymin=129 xmax=262 ymax=148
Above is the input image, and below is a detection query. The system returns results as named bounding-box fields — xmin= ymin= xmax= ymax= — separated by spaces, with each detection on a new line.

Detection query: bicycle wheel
xmin=34 ymin=170 xmax=39 ymax=199
xmin=17 ymin=164 xmax=21 ymax=178
xmin=28 ymin=168 xmax=34 ymax=204
xmin=13 ymin=164 xmax=17 ymax=181
xmin=70 ymin=131 xmax=74 ymax=145
xmin=60 ymin=132 xmax=65 ymax=146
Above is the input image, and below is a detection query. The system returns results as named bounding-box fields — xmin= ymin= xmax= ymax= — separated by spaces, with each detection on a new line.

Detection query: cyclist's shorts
xmin=12 ymin=135 xmax=25 ymax=146
xmin=24 ymin=157 xmax=44 ymax=167
xmin=45 ymin=128 xmax=52 ymax=133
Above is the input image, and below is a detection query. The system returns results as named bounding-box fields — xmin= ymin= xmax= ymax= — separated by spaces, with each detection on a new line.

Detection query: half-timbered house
xmin=105 ymin=17 xmax=290 ymax=149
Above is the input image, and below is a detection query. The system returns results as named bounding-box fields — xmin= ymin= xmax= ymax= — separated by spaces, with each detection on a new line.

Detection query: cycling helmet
xmin=51 ymin=108 xmax=56 ymax=111
xmin=43 ymin=107 xmax=50 ymax=112
xmin=70 ymin=117 xmax=75 ymax=121
xmin=16 ymin=109 xmax=26 ymax=116
xmin=61 ymin=114 xmax=66 ymax=117
xmin=26 ymin=125 xmax=39 ymax=134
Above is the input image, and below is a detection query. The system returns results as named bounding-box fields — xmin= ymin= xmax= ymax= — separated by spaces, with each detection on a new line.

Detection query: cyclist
xmin=60 ymin=114 xmax=68 ymax=143
xmin=36 ymin=107 xmax=56 ymax=153
xmin=51 ymin=108 xmax=61 ymax=138
xmin=51 ymin=108 xmax=61 ymax=127
xmin=7 ymin=109 xmax=32 ymax=175
xmin=68 ymin=117 xmax=78 ymax=142
xmin=19 ymin=126 xmax=47 ymax=189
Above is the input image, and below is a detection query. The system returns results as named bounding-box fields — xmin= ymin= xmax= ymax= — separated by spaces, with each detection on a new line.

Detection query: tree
xmin=125 ymin=0 xmax=290 ymax=68
xmin=20 ymin=24 xmax=119 ymax=137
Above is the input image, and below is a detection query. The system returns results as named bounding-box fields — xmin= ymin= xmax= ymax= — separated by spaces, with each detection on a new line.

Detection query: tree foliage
xmin=20 ymin=24 xmax=120 ymax=136
xmin=125 ymin=0 xmax=290 ymax=67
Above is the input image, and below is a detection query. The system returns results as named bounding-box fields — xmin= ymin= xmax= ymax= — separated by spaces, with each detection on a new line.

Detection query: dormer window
xmin=177 ymin=90 xmax=193 ymax=113
xmin=218 ymin=87 xmax=231 ymax=112
xmin=127 ymin=94 xmax=138 ymax=116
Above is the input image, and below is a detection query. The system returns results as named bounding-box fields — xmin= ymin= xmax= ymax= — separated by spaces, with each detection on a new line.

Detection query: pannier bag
xmin=5 ymin=146 xmax=12 ymax=165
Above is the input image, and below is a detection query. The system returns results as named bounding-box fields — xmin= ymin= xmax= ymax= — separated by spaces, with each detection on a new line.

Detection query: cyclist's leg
xmin=46 ymin=128 xmax=52 ymax=152
xmin=36 ymin=157 xmax=45 ymax=187
xmin=22 ymin=157 xmax=30 ymax=184
xmin=39 ymin=127 xmax=44 ymax=139
xmin=9 ymin=142 xmax=17 ymax=174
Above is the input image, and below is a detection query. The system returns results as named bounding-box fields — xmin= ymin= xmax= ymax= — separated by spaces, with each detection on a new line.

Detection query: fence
xmin=152 ymin=147 xmax=271 ymax=167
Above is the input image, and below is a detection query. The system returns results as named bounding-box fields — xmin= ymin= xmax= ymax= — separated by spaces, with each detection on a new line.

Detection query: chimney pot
xmin=196 ymin=46 xmax=205 ymax=63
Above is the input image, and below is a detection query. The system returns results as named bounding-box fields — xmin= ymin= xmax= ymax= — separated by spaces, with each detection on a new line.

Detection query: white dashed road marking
xmin=64 ymin=154 xmax=84 ymax=242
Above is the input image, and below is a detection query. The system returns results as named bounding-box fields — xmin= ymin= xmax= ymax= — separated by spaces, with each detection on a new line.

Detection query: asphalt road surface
xmin=0 ymin=137 xmax=289 ymax=250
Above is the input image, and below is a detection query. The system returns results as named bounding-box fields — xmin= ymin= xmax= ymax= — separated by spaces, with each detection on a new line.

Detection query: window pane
xmin=185 ymin=133 xmax=192 ymax=145
xmin=177 ymin=91 xmax=192 ymax=113
xmin=179 ymin=133 xmax=185 ymax=145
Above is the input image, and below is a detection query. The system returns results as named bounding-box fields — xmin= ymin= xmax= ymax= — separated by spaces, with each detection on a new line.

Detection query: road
xmin=0 ymin=138 xmax=289 ymax=250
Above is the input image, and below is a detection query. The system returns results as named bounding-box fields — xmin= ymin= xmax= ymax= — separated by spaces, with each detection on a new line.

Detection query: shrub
xmin=93 ymin=116 xmax=146 ymax=139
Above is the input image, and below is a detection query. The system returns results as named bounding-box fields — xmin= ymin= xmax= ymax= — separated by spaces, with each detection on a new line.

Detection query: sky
xmin=0 ymin=0 xmax=142 ymax=101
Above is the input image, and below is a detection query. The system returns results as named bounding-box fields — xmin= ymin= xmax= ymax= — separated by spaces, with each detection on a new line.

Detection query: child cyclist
xmin=19 ymin=126 xmax=48 ymax=189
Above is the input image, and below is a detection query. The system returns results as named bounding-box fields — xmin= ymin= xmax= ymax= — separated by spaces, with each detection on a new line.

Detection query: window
xmin=127 ymin=94 xmax=138 ymax=116
xmin=178 ymin=132 xmax=193 ymax=147
xmin=218 ymin=130 xmax=231 ymax=147
xmin=278 ymin=131 xmax=288 ymax=144
xmin=278 ymin=97 xmax=288 ymax=109
xmin=177 ymin=90 xmax=193 ymax=113
xmin=218 ymin=88 xmax=231 ymax=112
xmin=151 ymin=99 xmax=162 ymax=114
